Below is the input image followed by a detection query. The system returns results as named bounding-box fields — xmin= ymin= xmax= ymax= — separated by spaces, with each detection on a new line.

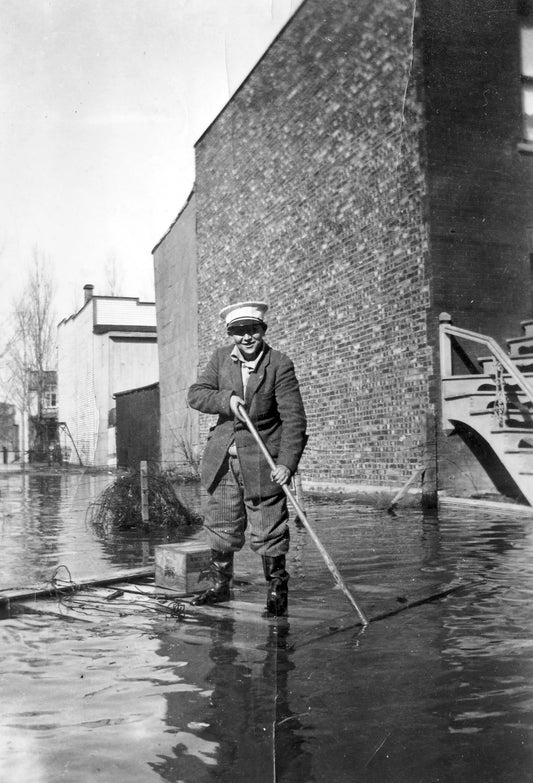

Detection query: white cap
xmin=219 ymin=301 xmax=269 ymax=327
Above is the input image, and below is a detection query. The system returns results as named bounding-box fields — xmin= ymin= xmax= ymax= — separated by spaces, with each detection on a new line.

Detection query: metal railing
xmin=439 ymin=312 xmax=533 ymax=415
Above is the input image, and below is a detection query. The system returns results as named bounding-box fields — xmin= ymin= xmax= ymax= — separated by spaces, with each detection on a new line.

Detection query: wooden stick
xmin=140 ymin=460 xmax=150 ymax=523
xmin=237 ymin=405 xmax=369 ymax=626
xmin=387 ymin=466 xmax=424 ymax=513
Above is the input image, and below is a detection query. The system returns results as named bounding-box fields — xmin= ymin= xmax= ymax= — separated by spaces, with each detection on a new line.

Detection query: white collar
xmin=230 ymin=345 xmax=264 ymax=370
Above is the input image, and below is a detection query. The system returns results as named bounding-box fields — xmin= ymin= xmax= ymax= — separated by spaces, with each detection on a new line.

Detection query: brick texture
xmin=194 ymin=0 xmax=432 ymax=488
xmin=159 ymin=0 xmax=533 ymax=497
xmin=153 ymin=193 xmax=200 ymax=471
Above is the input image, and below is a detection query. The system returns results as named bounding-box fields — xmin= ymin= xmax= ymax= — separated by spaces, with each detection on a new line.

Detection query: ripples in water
xmin=2 ymin=471 xmax=533 ymax=782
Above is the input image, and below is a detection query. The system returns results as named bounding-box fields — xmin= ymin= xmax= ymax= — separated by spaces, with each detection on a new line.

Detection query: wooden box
xmin=154 ymin=542 xmax=211 ymax=594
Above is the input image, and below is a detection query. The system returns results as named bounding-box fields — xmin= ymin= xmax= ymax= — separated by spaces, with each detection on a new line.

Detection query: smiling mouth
xmin=241 ymin=341 xmax=260 ymax=355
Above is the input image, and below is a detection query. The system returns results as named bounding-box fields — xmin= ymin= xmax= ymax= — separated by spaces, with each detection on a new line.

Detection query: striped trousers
xmin=203 ymin=454 xmax=289 ymax=556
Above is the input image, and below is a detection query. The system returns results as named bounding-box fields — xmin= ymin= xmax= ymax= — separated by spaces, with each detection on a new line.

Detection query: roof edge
xmin=58 ymin=295 xmax=155 ymax=329
xmin=194 ymin=0 xmax=307 ymax=149
xmin=152 ymin=189 xmax=195 ymax=254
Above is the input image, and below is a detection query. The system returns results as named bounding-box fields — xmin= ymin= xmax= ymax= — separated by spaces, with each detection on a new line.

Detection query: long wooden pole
xmin=238 ymin=405 xmax=368 ymax=626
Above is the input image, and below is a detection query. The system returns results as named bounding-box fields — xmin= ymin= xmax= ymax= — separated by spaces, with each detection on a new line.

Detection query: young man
xmin=187 ymin=301 xmax=307 ymax=615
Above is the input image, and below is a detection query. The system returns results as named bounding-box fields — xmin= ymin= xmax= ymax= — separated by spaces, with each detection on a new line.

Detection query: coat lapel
xmin=229 ymin=353 xmax=244 ymax=399
xmin=245 ymin=346 xmax=271 ymax=405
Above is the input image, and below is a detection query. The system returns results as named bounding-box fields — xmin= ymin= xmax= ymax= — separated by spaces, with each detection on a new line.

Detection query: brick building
xmin=154 ymin=0 xmax=533 ymax=500
xmin=153 ymin=193 xmax=198 ymax=473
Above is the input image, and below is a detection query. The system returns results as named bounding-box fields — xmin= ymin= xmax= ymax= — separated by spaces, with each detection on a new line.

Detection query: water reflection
xmin=0 ymin=470 xmax=202 ymax=591
xmin=150 ymin=614 xmax=313 ymax=783
xmin=265 ymin=623 xmax=313 ymax=783
xmin=2 ymin=470 xmax=533 ymax=782
xmin=420 ymin=508 xmax=442 ymax=566
xmin=0 ymin=472 xmax=66 ymax=588
xmin=0 ymin=610 xmax=197 ymax=783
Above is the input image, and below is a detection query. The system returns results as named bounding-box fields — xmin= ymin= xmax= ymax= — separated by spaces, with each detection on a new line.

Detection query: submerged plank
xmin=3 ymin=571 xmax=473 ymax=651
xmin=7 ymin=575 xmax=348 ymax=635
xmin=293 ymin=579 xmax=476 ymax=649
xmin=181 ymin=597 xmax=336 ymax=628
xmin=0 ymin=566 xmax=154 ymax=605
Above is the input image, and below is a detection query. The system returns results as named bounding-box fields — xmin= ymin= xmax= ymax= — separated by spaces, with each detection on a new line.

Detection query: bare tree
xmin=104 ymin=251 xmax=123 ymax=296
xmin=4 ymin=250 xmax=56 ymax=461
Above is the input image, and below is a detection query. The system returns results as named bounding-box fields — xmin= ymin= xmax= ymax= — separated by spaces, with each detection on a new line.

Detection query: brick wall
xmin=422 ymin=0 xmax=533 ymax=342
xmin=156 ymin=0 xmax=533 ymax=497
xmin=194 ymin=0 xmax=433 ymax=489
xmin=153 ymin=192 xmax=200 ymax=471
xmin=420 ymin=0 xmax=533 ymax=497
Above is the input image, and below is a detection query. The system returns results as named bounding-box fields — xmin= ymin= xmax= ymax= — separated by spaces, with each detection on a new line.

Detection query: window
xmin=521 ymin=29 xmax=533 ymax=142
xmin=44 ymin=390 xmax=57 ymax=408
xmin=520 ymin=1 xmax=533 ymax=146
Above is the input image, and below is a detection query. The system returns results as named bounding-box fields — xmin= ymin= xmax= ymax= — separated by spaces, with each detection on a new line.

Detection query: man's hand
xmin=230 ymin=395 xmax=246 ymax=421
xmin=271 ymin=464 xmax=292 ymax=486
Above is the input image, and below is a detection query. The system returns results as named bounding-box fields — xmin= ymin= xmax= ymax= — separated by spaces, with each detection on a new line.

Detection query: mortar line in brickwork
xmin=400 ymin=0 xmax=417 ymax=152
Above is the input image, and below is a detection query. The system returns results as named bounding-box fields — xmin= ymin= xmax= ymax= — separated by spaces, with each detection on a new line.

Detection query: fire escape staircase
xmin=439 ymin=313 xmax=533 ymax=506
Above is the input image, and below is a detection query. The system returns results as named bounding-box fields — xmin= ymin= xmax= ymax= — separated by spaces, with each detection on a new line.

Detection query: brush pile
xmin=86 ymin=467 xmax=202 ymax=534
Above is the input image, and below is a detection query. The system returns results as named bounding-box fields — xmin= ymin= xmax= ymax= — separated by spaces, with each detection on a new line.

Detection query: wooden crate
xmin=154 ymin=542 xmax=211 ymax=594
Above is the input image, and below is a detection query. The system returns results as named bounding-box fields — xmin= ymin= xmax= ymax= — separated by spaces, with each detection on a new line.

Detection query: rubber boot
xmin=262 ymin=554 xmax=289 ymax=616
xmin=191 ymin=550 xmax=234 ymax=606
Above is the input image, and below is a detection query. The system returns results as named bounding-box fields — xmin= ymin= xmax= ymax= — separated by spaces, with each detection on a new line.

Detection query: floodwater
xmin=1 ymin=469 xmax=533 ymax=783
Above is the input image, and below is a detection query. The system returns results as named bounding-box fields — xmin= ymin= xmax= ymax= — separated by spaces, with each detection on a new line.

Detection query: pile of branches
xmin=86 ymin=467 xmax=202 ymax=534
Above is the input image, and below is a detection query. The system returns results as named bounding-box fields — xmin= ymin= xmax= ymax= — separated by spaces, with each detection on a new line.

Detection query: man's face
xmin=228 ymin=320 xmax=266 ymax=359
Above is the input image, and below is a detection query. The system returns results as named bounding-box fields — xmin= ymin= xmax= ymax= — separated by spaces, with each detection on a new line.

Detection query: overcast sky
xmin=0 ymin=0 xmax=303 ymax=328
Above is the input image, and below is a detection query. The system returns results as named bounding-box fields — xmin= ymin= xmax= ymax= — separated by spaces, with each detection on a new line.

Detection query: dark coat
xmin=187 ymin=343 xmax=307 ymax=500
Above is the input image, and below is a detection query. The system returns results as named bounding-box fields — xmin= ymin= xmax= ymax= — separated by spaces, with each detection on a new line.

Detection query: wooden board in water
xmin=2 ymin=568 xmax=473 ymax=653
xmin=0 ymin=566 xmax=154 ymax=606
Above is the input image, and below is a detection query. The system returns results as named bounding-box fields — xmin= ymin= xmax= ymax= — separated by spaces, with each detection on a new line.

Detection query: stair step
xmin=443 ymin=373 xmax=491 ymax=379
xmin=506 ymin=338 xmax=533 ymax=349
xmin=442 ymin=372 xmax=533 ymax=382
xmin=469 ymin=408 xmax=533 ymax=418
xmin=507 ymin=336 xmax=533 ymax=349
xmin=507 ymin=330 xmax=533 ymax=339
xmin=479 ymin=353 xmax=533 ymax=363
xmin=442 ymin=378 xmax=533 ymax=399
xmin=479 ymin=355 xmax=533 ymax=373
xmin=490 ymin=428 xmax=533 ymax=435
xmin=478 ymin=352 xmax=533 ymax=363
xmin=444 ymin=391 xmax=501 ymax=401
xmin=519 ymin=319 xmax=533 ymax=337
xmin=507 ymin=342 xmax=533 ymax=359
xmin=444 ymin=390 xmax=533 ymax=401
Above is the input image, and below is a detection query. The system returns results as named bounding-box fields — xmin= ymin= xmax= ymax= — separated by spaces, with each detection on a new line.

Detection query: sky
xmin=0 ymin=0 xmax=303 ymax=328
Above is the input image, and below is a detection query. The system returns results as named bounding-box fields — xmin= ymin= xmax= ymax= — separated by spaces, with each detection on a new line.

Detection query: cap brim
xmin=227 ymin=317 xmax=266 ymax=327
